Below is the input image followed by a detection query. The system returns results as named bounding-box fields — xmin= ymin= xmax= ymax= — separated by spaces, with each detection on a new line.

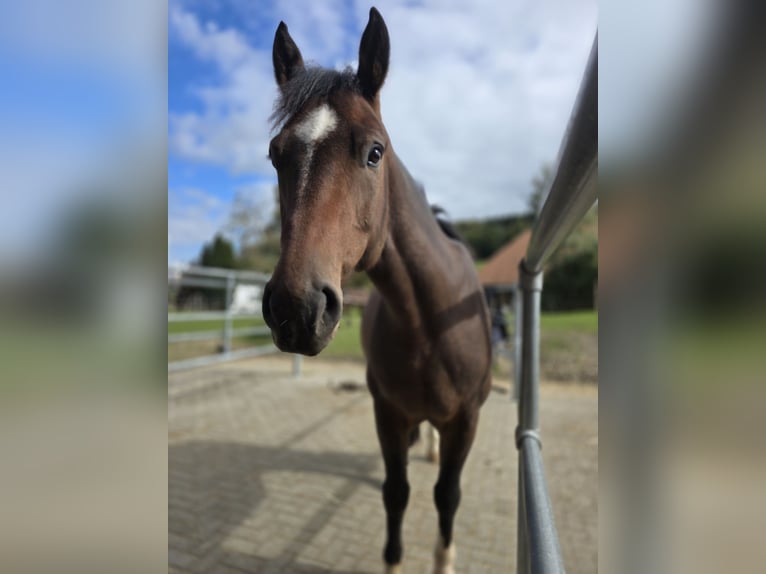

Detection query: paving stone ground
xmin=169 ymin=355 xmax=597 ymax=574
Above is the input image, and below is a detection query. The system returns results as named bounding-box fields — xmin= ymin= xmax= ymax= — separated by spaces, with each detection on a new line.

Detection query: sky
xmin=175 ymin=0 xmax=594 ymax=265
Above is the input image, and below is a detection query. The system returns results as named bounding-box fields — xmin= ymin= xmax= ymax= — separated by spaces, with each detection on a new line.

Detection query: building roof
xmin=478 ymin=229 xmax=532 ymax=286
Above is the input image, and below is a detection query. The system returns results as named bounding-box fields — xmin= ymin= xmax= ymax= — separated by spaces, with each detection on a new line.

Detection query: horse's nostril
xmin=321 ymin=285 xmax=342 ymax=324
xmin=262 ymin=283 xmax=274 ymax=327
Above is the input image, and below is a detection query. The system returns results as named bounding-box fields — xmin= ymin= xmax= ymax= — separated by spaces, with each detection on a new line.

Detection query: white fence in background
xmin=167 ymin=265 xmax=301 ymax=374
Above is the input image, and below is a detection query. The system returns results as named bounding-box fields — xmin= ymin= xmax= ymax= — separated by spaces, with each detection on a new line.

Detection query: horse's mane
xmin=270 ymin=66 xmax=361 ymax=132
xmin=431 ymin=205 xmax=472 ymax=257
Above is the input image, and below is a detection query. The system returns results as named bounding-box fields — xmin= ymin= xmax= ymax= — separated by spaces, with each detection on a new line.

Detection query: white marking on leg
xmin=426 ymin=425 xmax=440 ymax=463
xmin=384 ymin=563 xmax=402 ymax=574
xmin=433 ymin=534 xmax=456 ymax=574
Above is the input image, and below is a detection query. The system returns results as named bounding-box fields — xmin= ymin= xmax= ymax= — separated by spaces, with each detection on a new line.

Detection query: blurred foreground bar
xmin=0 ymin=1 xmax=167 ymax=573
xmin=600 ymin=2 xmax=766 ymax=573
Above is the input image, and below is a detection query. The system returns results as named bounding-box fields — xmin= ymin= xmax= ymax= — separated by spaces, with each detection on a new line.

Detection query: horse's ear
xmin=357 ymin=7 xmax=390 ymax=101
xmin=273 ymin=22 xmax=304 ymax=88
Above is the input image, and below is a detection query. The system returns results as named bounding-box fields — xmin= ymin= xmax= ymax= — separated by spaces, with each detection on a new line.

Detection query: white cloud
xmin=169 ymin=4 xmax=253 ymax=70
xmin=168 ymin=187 xmax=229 ymax=263
xmin=169 ymin=0 xmax=597 ymax=217
xmin=169 ymin=3 xmax=276 ymax=175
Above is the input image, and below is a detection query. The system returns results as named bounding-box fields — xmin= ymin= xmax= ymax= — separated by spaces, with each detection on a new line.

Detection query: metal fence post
xmin=513 ymin=284 xmax=523 ymax=401
xmin=516 ymin=261 xmax=566 ymax=574
xmin=517 ymin=264 xmax=542 ymax=434
xmin=223 ymin=272 xmax=234 ymax=354
xmin=292 ymin=354 xmax=302 ymax=378
xmin=511 ymin=34 xmax=595 ymax=574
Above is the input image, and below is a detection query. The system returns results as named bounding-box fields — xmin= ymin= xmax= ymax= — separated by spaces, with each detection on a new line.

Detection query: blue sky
xmin=168 ymin=0 xmax=597 ymax=265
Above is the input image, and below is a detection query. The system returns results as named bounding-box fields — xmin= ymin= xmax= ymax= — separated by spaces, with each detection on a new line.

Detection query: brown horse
xmin=262 ymin=8 xmax=492 ymax=573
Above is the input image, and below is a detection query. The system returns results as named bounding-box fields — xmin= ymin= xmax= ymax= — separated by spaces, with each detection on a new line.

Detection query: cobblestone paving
xmin=169 ymin=356 xmax=597 ymax=574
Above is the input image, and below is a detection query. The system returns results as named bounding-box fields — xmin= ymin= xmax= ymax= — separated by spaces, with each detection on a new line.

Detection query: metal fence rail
xmin=167 ymin=265 xmax=301 ymax=374
xmin=515 ymin=35 xmax=597 ymax=574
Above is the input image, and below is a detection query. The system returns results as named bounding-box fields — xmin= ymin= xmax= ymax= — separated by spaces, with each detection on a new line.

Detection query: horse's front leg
xmin=432 ymin=407 xmax=479 ymax=574
xmin=373 ymin=394 xmax=413 ymax=574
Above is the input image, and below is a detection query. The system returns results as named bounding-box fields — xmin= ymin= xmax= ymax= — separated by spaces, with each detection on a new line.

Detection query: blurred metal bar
xmin=516 ymin=263 xmax=543 ymax=574
xmin=168 ymin=277 xmax=227 ymax=289
xmin=292 ymin=354 xmax=302 ymax=377
xmin=168 ymin=265 xmax=270 ymax=282
xmin=513 ymin=285 xmax=523 ymax=401
xmin=517 ymin=266 xmax=542 ymax=434
xmin=517 ymin=458 xmax=530 ymax=574
xmin=513 ymin=32 xmax=597 ymax=574
xmin=525 ymin=36 xmax=597 ymax=274
xmin=168 ymin=312 xmax=263 ymax=322
xmin=222 ymin=273 xmax=234 ymax=353
xmin=520 ymin=439 xmax=565 ymax=573
xmin=168 ymin=326 xmax=271 ymax=344
xmin=168 ymin=344 xmax=278 ymax=373
xmin=516 ymin=262 xmax=565 ymax=574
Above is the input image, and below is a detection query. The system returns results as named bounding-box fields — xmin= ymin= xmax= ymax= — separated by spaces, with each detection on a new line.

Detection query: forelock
xmin=270 ymin=66 xmax=360 ymax=132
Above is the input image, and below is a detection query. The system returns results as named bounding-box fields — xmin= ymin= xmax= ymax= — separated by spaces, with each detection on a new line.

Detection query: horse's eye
xmin=367 ymin=144 xmax=383 ymax=167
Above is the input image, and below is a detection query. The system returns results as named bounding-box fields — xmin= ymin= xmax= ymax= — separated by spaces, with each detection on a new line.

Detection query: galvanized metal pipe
xmin=517 ymin=264 xmax=542 ymax=436
xmin=169 ymin=264 xmax=270 ymax=282
xmin=525 ymin=36 xmax=598 ymax=274
xmin=513 ymin=285 xmax=523 ymax=401
xmin=292 ymin=354 xmax=303 ymax=378
xmin=517 ymin=458 xmax=530 ymax=574
xmin=168 ymin=344 xmax=278 ymax=373
xmin=168 ymin=326 xmax=271 ymax=344
xmin=222 ymin=273 xmax=235 ymax=354
xmin=516 ymin=261 xmax=565 ymax=573
xmin=515 ymin=32 xmax=596 ymax=574
xmin=520 ymin=439 xmax=566 ymax=573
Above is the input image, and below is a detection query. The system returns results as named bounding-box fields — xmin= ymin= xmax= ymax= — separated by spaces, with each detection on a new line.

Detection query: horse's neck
xmin=367 ymin=153 xmax=462 ymax=329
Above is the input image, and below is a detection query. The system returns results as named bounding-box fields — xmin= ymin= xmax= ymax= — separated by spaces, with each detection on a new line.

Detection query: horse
xmin=262 ymin=8 xmax=492 ymax=573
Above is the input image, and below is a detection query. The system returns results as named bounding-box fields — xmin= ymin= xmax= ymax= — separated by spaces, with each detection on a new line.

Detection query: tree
xmin=528 ymin=163 xmax=554 ymax=215
xmin=226 ymin=187 xmax=272 ymax=249
xmin=199 ymin=234 xmax=236 ymax=269
xmin=234 ymin=186 xmax=283 ymax=273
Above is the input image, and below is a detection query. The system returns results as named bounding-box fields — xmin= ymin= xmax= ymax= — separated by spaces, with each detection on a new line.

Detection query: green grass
xmin=322 ymin=308 xmax=365 ymax=360
xmin=321 ymin=309 xmax=598 ymax=363
xmin=539 ymin=310 xmax=598 ymax=334
xmin=166 ymin=309 xmax=599 ymax=379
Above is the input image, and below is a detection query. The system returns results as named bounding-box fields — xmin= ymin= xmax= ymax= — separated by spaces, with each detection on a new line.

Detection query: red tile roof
xmin=478 ymin=229 xmax=532 ymax=286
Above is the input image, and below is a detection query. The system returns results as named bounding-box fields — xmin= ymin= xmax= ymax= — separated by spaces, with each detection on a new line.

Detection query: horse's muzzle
xmin=262 ymin=280 xmax=342 ymax=356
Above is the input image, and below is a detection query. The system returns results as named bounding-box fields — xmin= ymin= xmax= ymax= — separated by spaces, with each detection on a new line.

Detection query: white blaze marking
xmin=293 ymin=104 xmax=338 ymax=194
xmin=295 ymin=104 xmax=338 ymax=143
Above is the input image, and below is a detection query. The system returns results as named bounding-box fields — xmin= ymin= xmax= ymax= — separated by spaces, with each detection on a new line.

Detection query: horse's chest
xmin=366 ymin=323 xmax=488 ymax=421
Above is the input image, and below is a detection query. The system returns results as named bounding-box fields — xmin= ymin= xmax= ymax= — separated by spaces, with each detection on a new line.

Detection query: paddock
xmin=169 ymin=355 xmax=596 ymax=573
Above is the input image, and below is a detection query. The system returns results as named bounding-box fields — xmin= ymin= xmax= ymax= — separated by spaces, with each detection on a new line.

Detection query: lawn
xmin=167 ymin=308 xmax=598 ymax=383
xmin=167 ymin=315 xmax=270 ymax=362
xmin=540 ymin=310 xmax=598 ymax=334
xmin=321 ymin=308 xmax=366 ymax=360
xmin=322 ymin=308 xmax=598 ymax=383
